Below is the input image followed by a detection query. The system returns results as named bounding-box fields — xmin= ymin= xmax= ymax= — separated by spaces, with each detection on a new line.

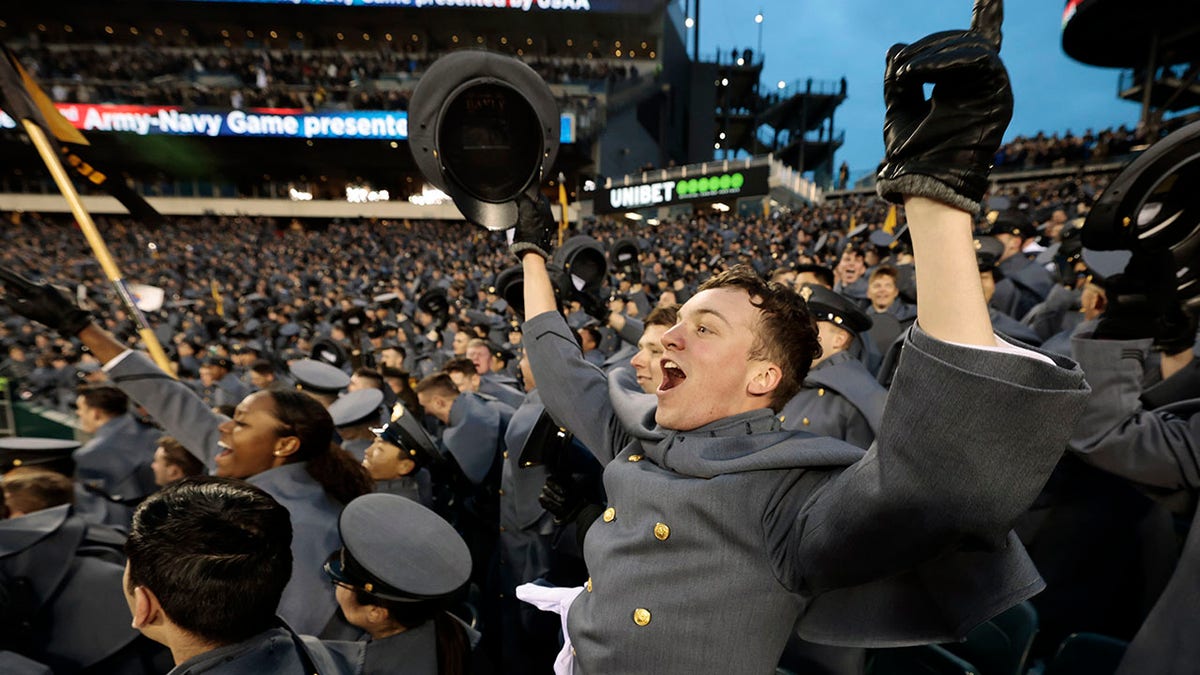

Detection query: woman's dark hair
xmin=353 ymin=590 xmax=469 ymax=675
xmin=265 ymin=389 xmax=373 ymax=505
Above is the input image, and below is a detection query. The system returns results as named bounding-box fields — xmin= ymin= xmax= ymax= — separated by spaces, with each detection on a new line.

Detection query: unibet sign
xmin=597 ymin=168 xmax=766 ymax=214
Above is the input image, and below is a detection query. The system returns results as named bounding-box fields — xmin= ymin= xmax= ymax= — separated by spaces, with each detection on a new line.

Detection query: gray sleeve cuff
xmin=876 ymin=174 xmax=980 ymax=214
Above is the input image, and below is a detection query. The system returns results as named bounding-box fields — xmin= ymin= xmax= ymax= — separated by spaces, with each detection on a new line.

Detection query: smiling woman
xmin=93 ymin=336 xmax=375 ymax=636
xmin=0 ymin=279 xmax=375 ymax=636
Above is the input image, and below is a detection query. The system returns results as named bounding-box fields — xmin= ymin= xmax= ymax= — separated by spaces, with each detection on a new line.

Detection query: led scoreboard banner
xmin=594 ymin=166 xmax=771 ymax=214
xmin=0 ymin=103 xmax=576 ymax=143
xmin=169 ymin=0 xmax=657 ymax=11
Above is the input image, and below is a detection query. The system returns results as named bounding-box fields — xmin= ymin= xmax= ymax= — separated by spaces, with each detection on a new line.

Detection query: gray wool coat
xmin=779 ymin=350 xmax=888 ymax=449
xmin=522 ymin=310 xmax=1090 ymax=675
xmin=1069 ymin=335 xmax=1200 ymax=675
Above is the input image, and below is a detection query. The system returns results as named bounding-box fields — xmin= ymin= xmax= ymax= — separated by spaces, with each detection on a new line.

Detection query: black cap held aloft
xmin=409 ymin=51 xmax=561 ymax=232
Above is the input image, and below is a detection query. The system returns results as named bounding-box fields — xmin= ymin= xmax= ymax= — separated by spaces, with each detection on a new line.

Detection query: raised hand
xmin=510 ymin=189 xmax=556 ymax=262
xmin=876 ymin=0 xmax=1012 ymax=214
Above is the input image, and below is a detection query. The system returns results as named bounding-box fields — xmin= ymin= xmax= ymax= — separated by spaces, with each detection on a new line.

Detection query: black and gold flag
xmin=0 ymin=45 xmax=162 ymax=224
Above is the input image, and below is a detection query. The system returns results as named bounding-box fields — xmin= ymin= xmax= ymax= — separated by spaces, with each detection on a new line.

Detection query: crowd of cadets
xmin=0 ymin=165 xmax=1196 ymax=673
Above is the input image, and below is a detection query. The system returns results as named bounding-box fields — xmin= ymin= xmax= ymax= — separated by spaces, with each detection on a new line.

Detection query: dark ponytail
xmin=433 ymin=611 xmax=470 ymax=675
xmin=266 ymin=389 xmax=373 ymax=505
xmin=351 ymin=591 xmax=470 ymax=675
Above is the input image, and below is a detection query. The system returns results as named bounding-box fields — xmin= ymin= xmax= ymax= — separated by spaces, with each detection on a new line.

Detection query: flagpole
xmin=19 ymin=118 xmax=174 ymax=374
xmin=557 ymin=172 xmax=569 ymax=247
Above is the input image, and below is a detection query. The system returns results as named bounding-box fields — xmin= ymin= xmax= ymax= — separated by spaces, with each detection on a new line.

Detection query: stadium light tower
xmin=755 ymin=10 xmax=764 ymax=58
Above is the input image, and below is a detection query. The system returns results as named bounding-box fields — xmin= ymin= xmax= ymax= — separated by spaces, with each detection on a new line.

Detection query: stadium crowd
xmin=992 ymin=125 xmax=1152 ymax=171
xmin=14 ymin=44 xmax=635 ymax=111
xmin=1 ymin=8 xmax=1198 ymax=675
xmin=6 ymin=160 xmax=1190 ymax=674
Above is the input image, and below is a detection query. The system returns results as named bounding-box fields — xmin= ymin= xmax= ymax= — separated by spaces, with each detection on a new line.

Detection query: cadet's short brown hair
xmin=2 ymin=467 xmax=74 ymax=515
xmin=415 ymin=372 xmax=460 ymax=399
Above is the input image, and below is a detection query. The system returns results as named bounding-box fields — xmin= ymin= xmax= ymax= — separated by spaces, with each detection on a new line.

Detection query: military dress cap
xmin=202 ymin=356 xmax=233 ymax=370
xmin=310 ymin=338 xmax=351 ymax=369
xmin=974 ymin=235 xmax=1006 ymax=272
xmin=553 ymin=235 xmax=608 ymax=295
xmin=417 ymin=288 xmax=450 ymax=319
xmin=799 ymin=284 xmax=873 ymax=334
xmin=278 ymin=322 xmax=302 ymax=338
xmin=868 ymin=229 xmax=894 ymax=249
xmin=324 ymin=493 xmax=471 ymax=602
xmin=494 ymin=266 xmax=525 ymax=315
xmin=329 ymin=389 xmax=385 ymax=428
xmin=289 ymin=358 xmax=351 ymax=395
xmin=811 ymin=232 xmax=830 ymax=255
xmin=988 ymin=209 xmax=1037 ymax=240
xmin=0 ymin=438 xmax=80 ymax=474
xmin=372 ymin=402 xmax=442 ymax=468
xmin=846 ymin=223 xmax=870 ymax=241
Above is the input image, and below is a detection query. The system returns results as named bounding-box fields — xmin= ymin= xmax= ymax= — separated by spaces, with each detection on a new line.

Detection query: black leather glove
xmin=538 ymin=475 xmax=587 ymax=525
xmin=0 ymin=266 xmax=93 ymax=337
xmin=577 ymin=291 xmax=611 ymax=324
xmin=876 ymin=0 xmax=1012 ymax=213
xmin=510 ymin=190 xmax=555 ymax=262
xmin=1093 ymin=250 xmax=1185 ymax=344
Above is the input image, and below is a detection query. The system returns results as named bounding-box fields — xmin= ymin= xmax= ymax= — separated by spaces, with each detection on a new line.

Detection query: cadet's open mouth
xmin=659 ymin=360 xmax=686 ymax=392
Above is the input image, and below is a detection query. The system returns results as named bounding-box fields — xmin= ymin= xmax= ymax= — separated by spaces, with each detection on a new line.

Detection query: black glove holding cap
xmin=510 ymin=189 xmax=555 ymax=262
xmin=577 ymin=291 xmax=611 ymax=324
xmin=0 ymin=266 xmax=93 ymax=337
xmin=876 ymin=0 xmax=1013 ymax=214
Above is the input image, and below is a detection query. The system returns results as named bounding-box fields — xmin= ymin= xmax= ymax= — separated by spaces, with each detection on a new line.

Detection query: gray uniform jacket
xmin=166 ymin=627 xmax=360 ymax=675
xmin=444 ymin=393 xmax=514 ymax=485
xmin=988 ymin=307 xmax=1043 ymax=347
xmin=374 ymin=471 xmax=434 ymax=508
xmin=778 ymin=351 xmax=887 ymax=449
xmin=600 ymin=316 xmax=642 ymax=373
xmin=1069 ymin=335 xmax=1200 ymax=675
xmin=499 ymin=390 xmax=556 ymax=582
xmin=0 ymin=505 xmax=154 ymax=674
xmin=202 ymin=371 xmax=251 ymax=409
xmin=74 ymin=413 xmax=162 ymax=502
xmin=479 ymin=375 xmax=526 ymax=410
xmin=107 ymin=352 xmax=343 ymax=636
xmin=353 ymin=621 xmax=437 ymax=675
xmin=992 ymin=255 xmax=1054 ymax=321
xmin=522 ymin=310 xmax=1089 ymax=674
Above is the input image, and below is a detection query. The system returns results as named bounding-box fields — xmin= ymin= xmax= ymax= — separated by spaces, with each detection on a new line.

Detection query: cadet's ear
xmin=131 ymin=585 xmax=163 ymax=630
xmin=396 ymin=458 xmax=417 ymax=477
xmin=747 ymin=362 xmax=782 ymax=398
xmin=272 ymin=435 xmax=301 ymax=459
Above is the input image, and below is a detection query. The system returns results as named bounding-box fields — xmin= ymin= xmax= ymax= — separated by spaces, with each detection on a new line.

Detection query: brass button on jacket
xmin=602 ymin=507 xmax=616 ymax=522
xmin=627 ymin=454 xmax=643 ymax=462
xmin=633 ymin=608 xmax=651 ymax=626
xmin=585 ymin=577 xmax=593 ymax=592
xmin=653 ymin=522 xmax=670 ymax=541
